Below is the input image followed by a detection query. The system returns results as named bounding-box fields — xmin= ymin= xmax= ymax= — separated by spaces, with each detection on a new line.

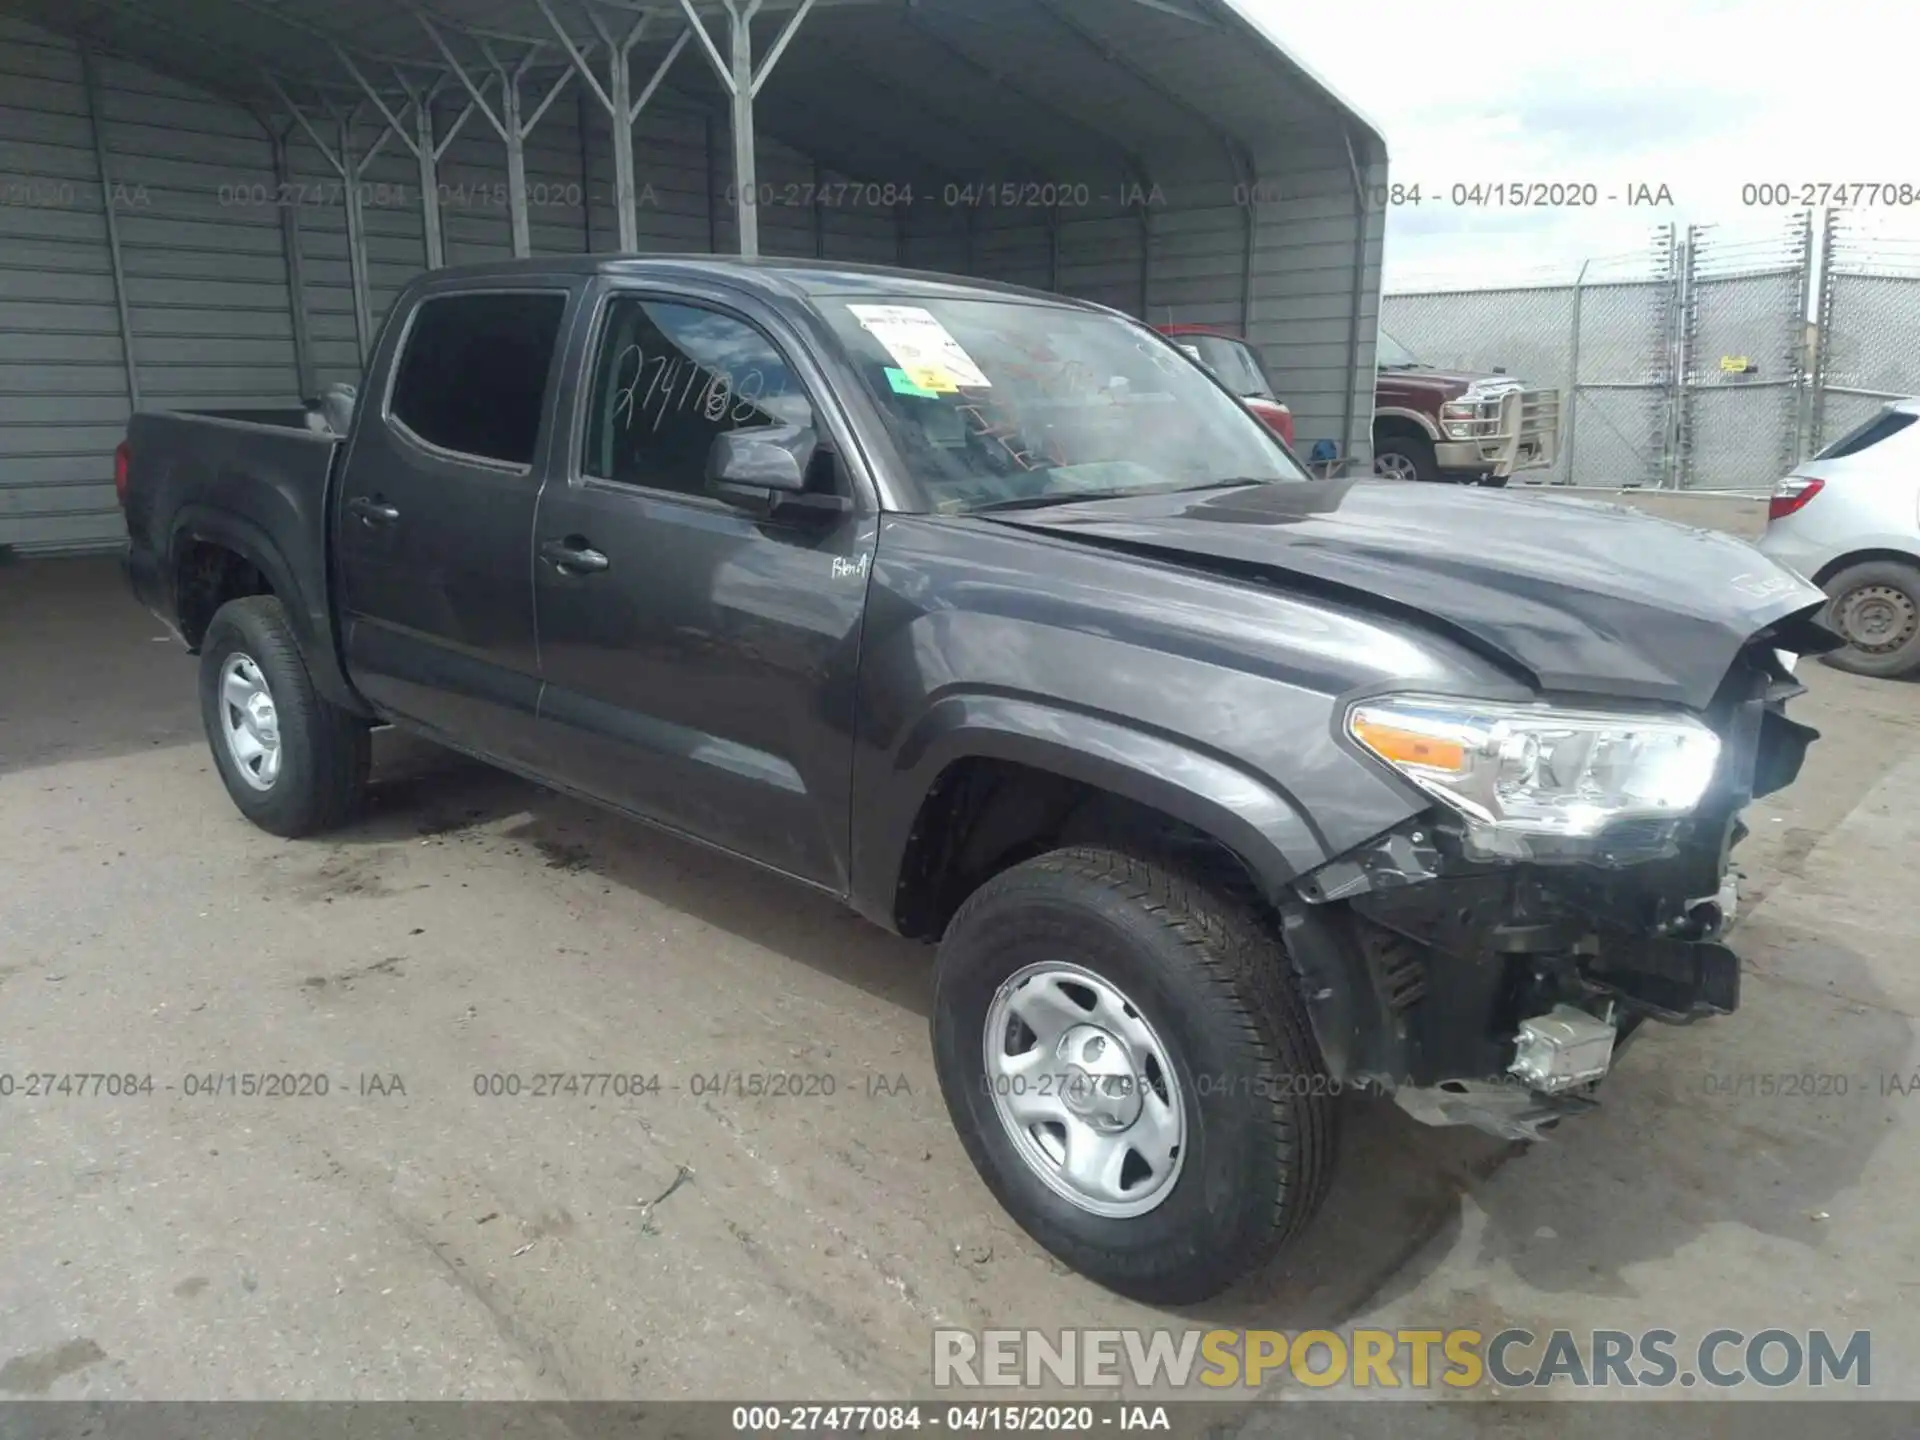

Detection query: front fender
xmin=852 ymin=690 xmax=1331 ymax=927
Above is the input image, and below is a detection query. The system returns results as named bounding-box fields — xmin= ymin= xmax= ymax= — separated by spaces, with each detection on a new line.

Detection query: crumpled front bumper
xmin=1279 ymin=640 xmax=1819 ymax=1141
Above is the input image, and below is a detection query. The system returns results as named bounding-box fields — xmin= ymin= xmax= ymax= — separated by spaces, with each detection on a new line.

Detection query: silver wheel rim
xmin=1835 ymin=583 xmax=1918 ymax=655
xmin=982 ymin=961 xmax=1187 ymax=1218
xmin=218 ymin=652 xmax=282 ymax=791
xmin=1374 ymin=452 xmax=1419 ymax=482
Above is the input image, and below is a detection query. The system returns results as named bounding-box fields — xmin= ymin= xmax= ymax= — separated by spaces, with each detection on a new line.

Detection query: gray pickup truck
xmin=120 ymin=255 xmax=1834 ymax=1303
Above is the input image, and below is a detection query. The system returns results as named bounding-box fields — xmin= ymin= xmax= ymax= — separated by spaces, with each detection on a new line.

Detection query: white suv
xmin=1758 ymin=399 xmax=1920 ymax=678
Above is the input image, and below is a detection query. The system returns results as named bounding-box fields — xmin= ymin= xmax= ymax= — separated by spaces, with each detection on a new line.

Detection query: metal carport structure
xmin=0 ymin=0 xmax=1387 ymax=554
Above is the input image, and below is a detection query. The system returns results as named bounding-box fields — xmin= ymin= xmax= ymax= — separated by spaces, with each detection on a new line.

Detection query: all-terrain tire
xmin=199 ymin=595 xmax=369 ymax=836
xmin=931 ymin=847 xmax=1337 ymax=1304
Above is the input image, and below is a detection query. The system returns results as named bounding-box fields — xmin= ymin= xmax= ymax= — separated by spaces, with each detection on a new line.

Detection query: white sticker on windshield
xmin=846 ymin=304 xmax=992 ymax=392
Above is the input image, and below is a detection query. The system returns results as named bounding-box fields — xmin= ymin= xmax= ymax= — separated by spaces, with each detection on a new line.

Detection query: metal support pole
xmin=271 ymin=129 xmax=317 ymax=400
xmin=79 ymin=45 xmax=141 ymax=412
xmin=1810 ymin=207 xmax=1840 ymax=451
xmin=269 ymin=74 xmax=393 ymax=365
xmin=1241 ymin=168 xmax=1260 ymax=336
xmin=704 ymin=112 xmax=719 ymax=251
xmin=1664 ymin=224 xmax=1692 ymax=490
xmin=1338 ymin=130 xmax=1369 ymax=471
xmin=420 ymin=18 xmax=550 ymax=260
xmin=540 ymin=0 xmax=691 ymax=256
xmin=812 ymin=162 xmax=827 ymax=258
xmin=1138 ymin=202 xmax=1152 ymax=319
xmin=1564 ymin=258 xmax=1589 ymax=485
xmin=339 ymin=113 xmax=374 ymax=359
xmin=576 ymin=87 xmax=596 ymax=251
xmin=499 ymin=68 xmax=530 ymax=257
xmin=1793 ymin=209 xmax=1818 ymax=461
xmin=605 ymin=33 xmax=638 ymax=251
xmin=333 ymin=47 xmax=447 ymax=271
xmin=726 ymin=1 xmax=760 ymax=257
xmin=410 ymin=81 xmax=446 ymax=268
xmin=680 ymin=0 xmax=816 ymax=259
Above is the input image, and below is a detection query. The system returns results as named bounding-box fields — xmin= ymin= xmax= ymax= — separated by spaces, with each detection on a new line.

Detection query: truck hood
xmin=989 ymin=479 xmax=1835 ymax=709
xmin=1376 ymin=368 xmax=1483 ymax=401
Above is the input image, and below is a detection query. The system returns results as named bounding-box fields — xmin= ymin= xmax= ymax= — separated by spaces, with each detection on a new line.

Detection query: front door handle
xmin=347 ymin=495 xmax=400 ymax=526
xmin=540 ymin=537 xmax=610 ymax=574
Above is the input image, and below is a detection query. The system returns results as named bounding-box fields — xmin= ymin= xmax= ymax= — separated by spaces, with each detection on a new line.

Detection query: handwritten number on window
xmin=612 ymin=343 xmax=784 ymax=436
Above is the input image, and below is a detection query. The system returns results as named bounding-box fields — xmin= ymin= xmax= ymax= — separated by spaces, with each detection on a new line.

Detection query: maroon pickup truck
xmin=1373 ymin=329 xmax=1560 ymax=486
xmin=1159 ymin=324 xmax=1561 ymax=486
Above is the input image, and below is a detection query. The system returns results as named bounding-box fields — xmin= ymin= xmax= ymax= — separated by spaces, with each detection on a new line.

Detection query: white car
xmin=1757 ymin=399 xmax=1920 ymax=678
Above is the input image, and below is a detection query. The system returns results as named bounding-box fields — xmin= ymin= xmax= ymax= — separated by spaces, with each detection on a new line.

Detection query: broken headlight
xmin=1347 ymin=696 xmax=1721 ymax=851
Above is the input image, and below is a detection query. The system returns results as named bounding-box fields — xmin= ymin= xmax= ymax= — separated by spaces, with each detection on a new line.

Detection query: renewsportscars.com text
xmin=932 ymin=1327 xmax=1871 ymax=1390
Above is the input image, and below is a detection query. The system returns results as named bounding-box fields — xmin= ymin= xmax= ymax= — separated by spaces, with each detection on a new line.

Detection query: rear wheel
xmin=931 ymin=847 xmax=1337 ymax=1304
xmin=1820 ymin=559 xmax=1920 ymax=678
xmin=199 ymin=595 xmax=369 ymax=836
xmin=1372 ymin=433 xmax=1440 ymax=483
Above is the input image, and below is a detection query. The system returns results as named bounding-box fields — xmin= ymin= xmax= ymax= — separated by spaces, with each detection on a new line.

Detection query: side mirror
xmin=709 ymin=424 xmax=814 ymax=493
xmin=707 ymin=424 xmax=849 ymax=517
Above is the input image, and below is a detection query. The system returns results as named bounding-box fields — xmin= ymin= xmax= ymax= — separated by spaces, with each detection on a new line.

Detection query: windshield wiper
xmin=968 ymin=487 xmax=1150 ymax=514
xmin=1171 ymin=478 xmax=1273 ymax=494
xmin=971 ymin=478 xmax=1279 ymax=515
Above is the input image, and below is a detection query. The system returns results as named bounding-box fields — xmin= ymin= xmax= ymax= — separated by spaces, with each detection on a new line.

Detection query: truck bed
xmin=121 ymin=406 xmax=358 ymax=709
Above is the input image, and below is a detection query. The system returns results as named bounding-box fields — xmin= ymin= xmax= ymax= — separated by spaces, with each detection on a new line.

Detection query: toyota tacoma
xmin=120 ymin=257 xmax=1832 ymax=1304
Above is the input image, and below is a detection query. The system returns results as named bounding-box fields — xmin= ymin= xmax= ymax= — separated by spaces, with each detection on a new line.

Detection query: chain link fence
xmin=1813 ymin=212 xmax=1920 ymax=449
xmin=1383 ymin=214 xmax=1920 ymax=491
xmin=1381 ymin=237 xmax=1676 ymax=488
xmin=1677 ymin=216 xmax=1813 ymax=491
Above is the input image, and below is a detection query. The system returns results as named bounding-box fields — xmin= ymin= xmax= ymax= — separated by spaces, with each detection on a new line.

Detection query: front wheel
xmin=199 ymin=595 xmax=370 ymax=836
xmin=1372 ymin=434 xmax=1440 ymax=483
xmin=931 ymin=848 xmax=1337 ymax=1304
xmin=1819 ymin=559 xmax=1920 ymax=678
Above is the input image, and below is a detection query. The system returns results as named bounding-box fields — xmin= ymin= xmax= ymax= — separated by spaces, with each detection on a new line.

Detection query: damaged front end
xmin=1282 ymin=636 xmax=1825 ymax=1141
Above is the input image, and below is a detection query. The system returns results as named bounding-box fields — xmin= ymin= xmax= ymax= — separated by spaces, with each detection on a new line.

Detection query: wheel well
xmin=892 ymin=757 xmax=1262 ymax=940
xmin=174 ymin=540 xmax=272 ymax=649
xmin=1373 ymin=415 xmax=1431 ymax=446
xmin=1813 ymin=548 xmax=1920 ymax=588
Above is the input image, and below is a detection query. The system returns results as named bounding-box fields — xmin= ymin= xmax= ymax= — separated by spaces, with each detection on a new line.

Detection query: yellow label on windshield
xmin=848 ymin=303 xmax=992 ymax=391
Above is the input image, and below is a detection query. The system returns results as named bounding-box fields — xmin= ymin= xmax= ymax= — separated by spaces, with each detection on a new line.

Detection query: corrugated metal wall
xmin=0 ymin=15 xmax=1382 ymax=555
xmin=0 ymin=19 xmax=136 ymax=553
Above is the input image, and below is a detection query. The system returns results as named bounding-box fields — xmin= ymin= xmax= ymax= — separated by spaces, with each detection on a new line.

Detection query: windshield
xmin=1377 ymin=329 xmax=1425 ymax=369
xmin=1173 ymin=333 xmax=1275 ymax=400
xmin=821 ymin=297 xmax=1306 ymax=514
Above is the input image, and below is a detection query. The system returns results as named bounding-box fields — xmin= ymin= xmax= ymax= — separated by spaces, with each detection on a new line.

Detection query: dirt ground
xmin=2 ymin=551 xmax=1916 ymax=1407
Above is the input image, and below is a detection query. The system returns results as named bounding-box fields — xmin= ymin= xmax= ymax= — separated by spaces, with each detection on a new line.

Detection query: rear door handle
xmin=540 ymin=537 xmax=610 ymax=574
xmin=347 ymin=495 xmax=400 ymax=526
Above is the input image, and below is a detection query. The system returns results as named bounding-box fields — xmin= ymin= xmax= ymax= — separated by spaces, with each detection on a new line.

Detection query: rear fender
xmin=169 ymin=506 xmax=368 ymax=715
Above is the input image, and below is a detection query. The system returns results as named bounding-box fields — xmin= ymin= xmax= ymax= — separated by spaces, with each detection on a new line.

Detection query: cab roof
xmin=415 ymin=254 xmax=1117 ymax=312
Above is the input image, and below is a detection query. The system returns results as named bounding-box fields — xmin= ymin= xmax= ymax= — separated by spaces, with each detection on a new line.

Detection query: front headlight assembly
xmin=1347 ymin=696 xmax=1722 ymax=858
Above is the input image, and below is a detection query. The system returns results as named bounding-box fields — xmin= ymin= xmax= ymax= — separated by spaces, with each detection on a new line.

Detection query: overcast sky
xmin=1251 ymin=0 xmax=1920 ymax=290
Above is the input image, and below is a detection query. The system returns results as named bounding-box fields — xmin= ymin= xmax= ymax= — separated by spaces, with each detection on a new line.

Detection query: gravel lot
xmin=2 ymin=552 xmax=1916 ymax=1405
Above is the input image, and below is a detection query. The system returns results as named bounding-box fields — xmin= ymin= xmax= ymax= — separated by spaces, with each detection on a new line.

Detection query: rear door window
xmin=388 ymin=292 xmax=568 ymax=467
xmin=1815 ymin=409 xmax=1916 ymax=461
